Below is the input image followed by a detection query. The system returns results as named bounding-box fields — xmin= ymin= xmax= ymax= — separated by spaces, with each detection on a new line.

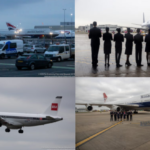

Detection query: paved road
xmin=0 ymin=57 xmax=74 ymax=77
xmin=75 ymin=34 xmax=150 ymax=77
xmin=76 ymin=111 xmax=150 ymax=150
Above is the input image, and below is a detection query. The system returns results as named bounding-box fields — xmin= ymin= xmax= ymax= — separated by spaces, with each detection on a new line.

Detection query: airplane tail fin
xmin=6 ymin=22 xmax=16 ymax=31
xmin=143 ymin=12 xmax=145 ymax=23
xmin=103 ymin=93 xmax=107 ymax=103
xmin=44 ymin=96 xmax=62 ymax=115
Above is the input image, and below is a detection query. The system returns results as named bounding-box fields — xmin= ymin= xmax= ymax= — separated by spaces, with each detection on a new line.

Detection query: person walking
xmin=103 ymin=27 xmax=112 ymax=67
xmin=134 ymin=29 xmax=143 ymax=67
xmin=125 ymin=28 xmax=134 ymax=66
xmin=89 ymin=21 xmax=101 ymax=69
xmin=114 ymin=28 xmax=124 ymax=67
xmin=145 ymin=29 xmax=150 ymax=66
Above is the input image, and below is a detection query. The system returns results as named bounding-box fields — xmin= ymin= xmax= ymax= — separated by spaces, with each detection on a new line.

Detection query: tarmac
xmin=75 ymin=33 xmax=150 ymax=77
xmin=76 ymin=111 xmax=150 ymax=150
xmin=0 ymin=57 xmax=74 ymax=77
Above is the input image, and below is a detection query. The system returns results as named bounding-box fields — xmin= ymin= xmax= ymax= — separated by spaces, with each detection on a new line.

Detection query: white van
xmin=0 ymin=40 xmax=23 ymax=58
xmin=44 ymin=44 xmax=74 ymax=61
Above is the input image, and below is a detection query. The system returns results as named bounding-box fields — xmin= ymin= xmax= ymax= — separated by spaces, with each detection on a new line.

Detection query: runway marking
xmin=76 ymin=121 xmax=122 ymax=148
xmin=0 ymin=63 xmax=74 ymax=70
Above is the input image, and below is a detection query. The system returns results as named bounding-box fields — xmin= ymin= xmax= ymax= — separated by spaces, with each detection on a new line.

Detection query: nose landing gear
xmin=18 ymin=129 xmax=23 ymax=134
xmin=5 ymin=128 xmax=10 ymax=132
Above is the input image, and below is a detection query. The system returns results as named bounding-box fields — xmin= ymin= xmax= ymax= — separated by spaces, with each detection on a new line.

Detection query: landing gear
xmin=134 ymin=110 xmax=138 ymax=114
xmin=18 ymin=129 xmax=23 ymax=134
xmin=0 ymin=123 xmax=2 ymax=127
xmin=5 ymin=128 xmax=10 ymax=132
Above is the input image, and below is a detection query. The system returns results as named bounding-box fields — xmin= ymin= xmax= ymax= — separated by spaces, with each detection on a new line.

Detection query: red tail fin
xmin=103 ymin=93 xmax=107 ymax=102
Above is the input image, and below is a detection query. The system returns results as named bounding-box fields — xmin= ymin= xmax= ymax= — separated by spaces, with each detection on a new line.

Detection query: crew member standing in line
xmin=110 ymin=110 xmax=113 ymax=121
xmin=103 ymin=27 xmax=112 ymax=67
xmin=123 ymin=111 xmax=126 ymax=120
xmin=145 ymin=29 xmax=150 ymax=66
xmin=89 ymin=21 xmax=101 ymax=69
xmin=125 ymin=28 xmax=133 ymax=66
xmin=134 ymin=29 xmax=143 ymax=67
xmin=114 ymin=111 xmax=117 ymax=121
xmin=130 ymin=110 xmax=133 ymax=121
xmin=119 ymin=111 xmax=122 ymax=121
xmin=117 ymin=111 xmax=120 ymax=121
xmin=127 ymin=111 xmax=129 ymax=121
xmin=114 ymin=28 xmax=124 ymax=67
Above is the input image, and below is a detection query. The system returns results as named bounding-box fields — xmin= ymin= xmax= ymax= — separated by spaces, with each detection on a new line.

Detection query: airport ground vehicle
xmin=0 ymin=96 xmax=63 ymax=134
xmin=44 ymin=43 xmax=75 ymax=61
xmin=16 ymin=53 xmax=53 ymax=70
xmin=0 ymin=40 xmax=23 ymax=58
xmin=23 ymin=45 xmax=46 ymax=53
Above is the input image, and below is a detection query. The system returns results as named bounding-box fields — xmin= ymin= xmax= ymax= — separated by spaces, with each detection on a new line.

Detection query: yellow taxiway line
xmin=76 ymin=121 xmax=122 ymax=148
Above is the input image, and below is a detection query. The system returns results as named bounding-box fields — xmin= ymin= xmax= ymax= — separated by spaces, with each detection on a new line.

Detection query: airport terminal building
xmin=34 ymin=22 xmax=75 ymax=31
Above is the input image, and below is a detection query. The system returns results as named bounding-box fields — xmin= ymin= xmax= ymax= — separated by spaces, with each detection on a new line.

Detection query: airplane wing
xmin=0 ymin=117 xmax=22 ymax=126
xmin=76 ymin=103 xmax=139 ymax=109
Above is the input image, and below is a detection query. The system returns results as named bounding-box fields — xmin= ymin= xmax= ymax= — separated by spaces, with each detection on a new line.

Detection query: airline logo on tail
xmin=6 ymin=22 xmax=16 ymax=30
xmin=103 ymin=93 xmax=107 ymax=102
xmin=51 ymin=103 xmax=58 ymax=111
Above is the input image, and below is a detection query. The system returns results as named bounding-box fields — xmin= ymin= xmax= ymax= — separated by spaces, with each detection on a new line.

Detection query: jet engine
xmin=111 ymin=105 xmax=121 ymax=111
xmin=86 ymin=105 xmax=93 ymax=111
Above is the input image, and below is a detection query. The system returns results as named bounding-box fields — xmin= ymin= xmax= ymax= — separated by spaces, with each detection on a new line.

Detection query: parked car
xmin=16 ymin=54 xmax=53 ymax=70
xmin=23 ymin=45 xmax=46 ymax=53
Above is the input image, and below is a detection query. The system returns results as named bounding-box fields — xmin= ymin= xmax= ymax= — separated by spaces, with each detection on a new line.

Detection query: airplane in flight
xmin=0 ymin=96 xmax=63 ymax=134
xmin=76 ymin=93 xmax=150 ymax=113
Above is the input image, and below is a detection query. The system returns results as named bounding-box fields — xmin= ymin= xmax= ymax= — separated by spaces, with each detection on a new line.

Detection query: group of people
xmin=110 ymin=110 xmax=133 ymax=121
xmin=89 ymin=21 xmax=150 ymax=69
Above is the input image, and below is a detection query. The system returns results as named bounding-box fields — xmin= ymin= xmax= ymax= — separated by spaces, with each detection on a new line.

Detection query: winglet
xmin=103 ymin=93 xmax=107 ymax=102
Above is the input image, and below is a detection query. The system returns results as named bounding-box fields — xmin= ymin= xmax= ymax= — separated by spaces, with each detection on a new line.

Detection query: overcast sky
xmin=76 ymin=78 xmax=150 ymax=110
xmin=0 ymin=0 xmax=75 ymax=29
xmin=75 ymin=0 xmax=150 ymax=28
xmin=0 ymin=78 xmax=75 ymax=150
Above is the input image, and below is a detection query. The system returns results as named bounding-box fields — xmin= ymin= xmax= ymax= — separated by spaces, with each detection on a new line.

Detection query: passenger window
xmin=59 ymin=47 xmax=64 ymax=53
xmin=10 ymin=43 xmax=16 ymax=48
xmin=65 ymin=46 xmax=69 ymax=51
xmin=3 ymin=44 xmax=8 ymax=50
xmin=38 ymin=55 xmax=45 ymax=60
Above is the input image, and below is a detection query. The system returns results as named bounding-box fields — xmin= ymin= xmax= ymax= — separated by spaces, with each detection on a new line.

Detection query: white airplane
xmin=0 ymin=96 xmax=63 ymax=134
xmin=0 ymin=23 xmax=59 ymax=38
xmin=76 ymin=93 xmax=150 ymax=113
xmin=54 ymin=30 xmax=75 ymax=39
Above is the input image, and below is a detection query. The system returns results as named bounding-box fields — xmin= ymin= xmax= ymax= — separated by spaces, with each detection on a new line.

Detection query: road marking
xmin=76 ymin=121 xmax=122 ymax=148
xmin=0 ymin=63 xmax=74 ymax=70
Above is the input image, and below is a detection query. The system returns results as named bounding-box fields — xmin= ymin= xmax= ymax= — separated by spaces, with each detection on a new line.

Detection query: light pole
xmin=70 ymin=13 xmax=73 ymax=41
xmin=63 ymin=9 xmax=66 ymax=42
xmin=50 ymin=32 xmax=53 ymax=44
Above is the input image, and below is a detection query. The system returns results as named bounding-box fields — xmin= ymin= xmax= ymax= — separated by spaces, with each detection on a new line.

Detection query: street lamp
xmin=63 ymin=9 xmax=66 ymax=41
xmin=70 ymin=13 xmax=73 ymax=41
xmin=50 ymin=32 xmax=53 ymax=44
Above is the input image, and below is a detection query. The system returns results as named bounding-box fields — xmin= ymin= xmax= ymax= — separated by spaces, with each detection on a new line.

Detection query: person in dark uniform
xmin=117 ymin=111 xmax=120 ymax=121
xmin=125 ymin=28 xmax=134 ymax=66
xmin=134 ymin=29 xmax=143 ymax=67
xmin=127 ymin=111 xmax=129 ymax=121
xmin=119 ymin=111 xmax=122 ymax=121
xmin=123 ymin=111 xmax=126 ymax=120
xmin=114 ymin=28 xmax=124 ymax=67
xmin=89 ymin=21 xmax=101 ymax=69
xmin=103 ymin=27 xmax=112 ymax=67
xmin=145 ymin=29 xmax=150 ymax=66
xmin=130 ymin=111 xmax=132 ymax=121
xmin=120 ymin=111 xmax=123 ymax=121
xmin=114 ymin=111 xmax=117 ymax=121
xmin=110 ymin=110 xmax=113 ymax=121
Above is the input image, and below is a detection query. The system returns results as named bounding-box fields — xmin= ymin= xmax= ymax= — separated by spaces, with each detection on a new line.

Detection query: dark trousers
xmin=114 ymin=116 xmax=116 ymax=121
xmin=135 ymin=46 xmax=142 ymax=65
xmin=127 ymin=115 xmax=129 ymax=121
xmin=91 ymin=44 xmax=99 ymax=66
xmin=115 ymin=51 xmax=122 ymax=65
xmin=130 ymin=116 xmax=132 ymax=121
xmin=110 ymin=115 xmax=113 ymax=121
